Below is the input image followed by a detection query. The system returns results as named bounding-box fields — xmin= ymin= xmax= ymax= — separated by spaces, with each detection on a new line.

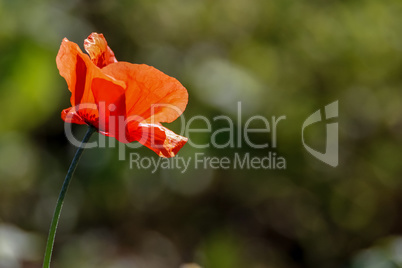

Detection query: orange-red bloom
xmin=57 ymin=33 xmax=188 ymax=157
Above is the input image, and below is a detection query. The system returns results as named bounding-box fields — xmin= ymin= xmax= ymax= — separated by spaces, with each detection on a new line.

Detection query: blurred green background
xmin=1 ymin=0 xmax=402 ymax=267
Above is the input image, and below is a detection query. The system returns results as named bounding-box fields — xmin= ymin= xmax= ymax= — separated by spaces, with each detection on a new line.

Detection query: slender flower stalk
xmin=42 ymin=125 xmax=96 ymax=268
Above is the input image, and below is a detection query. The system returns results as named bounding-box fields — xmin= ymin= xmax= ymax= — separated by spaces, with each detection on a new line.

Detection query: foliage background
xmin=1 ymin=0 xmax=402 ymax=267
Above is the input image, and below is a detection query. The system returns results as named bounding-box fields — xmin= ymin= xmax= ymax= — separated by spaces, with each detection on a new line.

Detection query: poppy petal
xmin=61 ymin=107 xmax=86 ymax=124
xmin=56 ymin=38 xmax=125 ymax=123
xmin=84 ymin=33 xmax=117 ymax=68
xmin=56 ymin=38 xmax=95 ymax=107
xmin=61 ymin=104 xmax=99 ymax=127
xmin=100 ymin=62 xmax=188 ymax=124
xmin=128 ymin=123 xmax=187 ymax=158
xmin=91 ymin=77 xmax=127 ymax=140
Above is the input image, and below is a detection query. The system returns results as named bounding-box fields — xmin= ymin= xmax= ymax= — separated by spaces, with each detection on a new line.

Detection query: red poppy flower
xmin=57 ymin=33 xmax=188 ymax=157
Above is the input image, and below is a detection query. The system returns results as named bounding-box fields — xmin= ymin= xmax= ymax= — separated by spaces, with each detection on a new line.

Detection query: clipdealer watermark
xmin=64 ymin=101 xmax=338 ymax=172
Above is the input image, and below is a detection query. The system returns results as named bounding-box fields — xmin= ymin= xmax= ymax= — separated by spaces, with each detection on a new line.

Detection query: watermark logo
xmin=301 ymin=101 xmax=338 ymax=167
xmin=63 ymin=101 xmax=339 ymax=171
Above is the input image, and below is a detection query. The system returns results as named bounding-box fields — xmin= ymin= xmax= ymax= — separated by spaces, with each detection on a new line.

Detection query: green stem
xmin=42 ymin=125 xmax=96 ymax=268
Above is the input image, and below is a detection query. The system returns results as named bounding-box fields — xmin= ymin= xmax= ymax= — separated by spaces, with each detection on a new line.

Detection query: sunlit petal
xmin=84 ymin=33 xmax=117 ymax=68
xmin=128 ymin=123 xmax=187 ymax=158
xmin=101 ymin=62 xmax=188 ymax=124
